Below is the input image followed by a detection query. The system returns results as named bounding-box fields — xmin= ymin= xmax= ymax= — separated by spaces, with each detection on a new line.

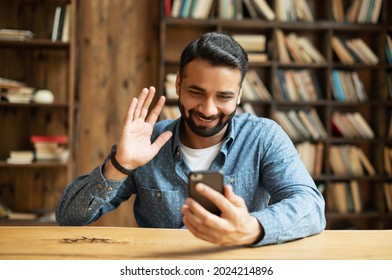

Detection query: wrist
xmin=110 ymin=149 xmax=137 ymax=176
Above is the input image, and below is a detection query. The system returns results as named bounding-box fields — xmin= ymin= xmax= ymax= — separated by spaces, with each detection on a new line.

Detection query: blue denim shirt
xmin=56 ymin=113 xmax=326 ymax=246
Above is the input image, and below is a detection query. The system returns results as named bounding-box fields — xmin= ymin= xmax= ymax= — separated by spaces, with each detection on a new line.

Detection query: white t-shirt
xmin=179 ymin=141 xmax=223 ymax=171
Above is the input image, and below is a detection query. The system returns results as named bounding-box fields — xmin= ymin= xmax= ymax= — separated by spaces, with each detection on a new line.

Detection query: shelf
xmin=0 ymin=102 xmax=69 ymax=108
xmin=0 ymin=161 xmax=68 ymax=168
xmin=0 ymin=39 xmax=70 ymax=49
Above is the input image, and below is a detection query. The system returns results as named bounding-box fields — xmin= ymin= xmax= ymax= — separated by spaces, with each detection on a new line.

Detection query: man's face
xmin=176 ymin=59 xmax=242 ymax=140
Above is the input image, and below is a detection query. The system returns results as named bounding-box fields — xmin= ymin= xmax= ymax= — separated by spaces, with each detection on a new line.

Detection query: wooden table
xmin=0 ymin=227 xmax=391 ymax=260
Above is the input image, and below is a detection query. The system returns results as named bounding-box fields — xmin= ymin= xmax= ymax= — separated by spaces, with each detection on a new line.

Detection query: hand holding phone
xmin=188 ymin=171 xmax=224 ymax=216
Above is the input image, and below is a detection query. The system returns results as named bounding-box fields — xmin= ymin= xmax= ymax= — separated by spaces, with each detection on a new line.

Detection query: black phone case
xmin=188 ymin=171 xmax=224 ymax=216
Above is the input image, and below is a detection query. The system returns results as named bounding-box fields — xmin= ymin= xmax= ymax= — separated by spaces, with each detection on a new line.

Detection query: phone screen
xmin=188 ymin=171 xmax=224 ymax=215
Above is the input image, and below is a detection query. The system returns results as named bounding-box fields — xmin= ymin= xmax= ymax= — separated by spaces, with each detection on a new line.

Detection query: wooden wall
xmin=74 ymin=0 xmax=160 ymax=226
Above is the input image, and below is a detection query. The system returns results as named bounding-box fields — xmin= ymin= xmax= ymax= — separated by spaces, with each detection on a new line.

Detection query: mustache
xmin=190 ymin=109 xmax=224 ymax=120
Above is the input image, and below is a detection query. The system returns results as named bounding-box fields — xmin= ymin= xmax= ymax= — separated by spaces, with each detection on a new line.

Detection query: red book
xmin=164 ymin=0 xmax=172 ymax=17
xmin=30 ymin=135 xmax=68 ymax=144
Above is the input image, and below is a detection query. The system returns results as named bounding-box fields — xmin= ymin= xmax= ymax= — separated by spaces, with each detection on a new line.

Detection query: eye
xmin=189 ymin=90 xmax=203 ymax=96
xmin=218 ymin=94 xmax=234 ymax=101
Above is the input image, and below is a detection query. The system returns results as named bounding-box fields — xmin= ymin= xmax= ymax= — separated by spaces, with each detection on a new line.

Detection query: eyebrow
xmin=187 ymin=84 xmax=237 ymax=96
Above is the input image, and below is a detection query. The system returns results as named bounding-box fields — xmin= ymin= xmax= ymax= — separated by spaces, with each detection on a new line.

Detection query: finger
xmin=184 ymin=195 xmax=221 ymax=229
xmin=124 ymin=97 xmax=138 ymax=124
xmin=133 ymin=88 xmax=149 ymax=119
xmin=146 ymin=95 xmax=166 ymax=125
xmin=151 ymin=131 xmax=173 ymax=152
xmin=224 ymin=185 xmax=247 ymax=208
xmin=195 ymin=183 xmax=235 ymax=215
xmin=139 ymin=86 xmax=156 ymax=120
xmin=182 ymin=205 xmax=217 ymax=243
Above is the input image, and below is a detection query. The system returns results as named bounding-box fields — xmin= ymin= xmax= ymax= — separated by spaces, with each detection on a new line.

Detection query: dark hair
xmin=179 ymin=32 xmax=249 ymax=84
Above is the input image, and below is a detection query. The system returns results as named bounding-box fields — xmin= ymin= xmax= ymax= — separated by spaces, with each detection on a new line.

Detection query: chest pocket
xmin=136 ymin=187 xmax=184 ymax=228
xmin=224 ymin=172 xmax=266 ymax=212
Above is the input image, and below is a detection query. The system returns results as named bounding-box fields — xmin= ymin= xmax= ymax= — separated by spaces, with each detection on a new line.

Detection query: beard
xmin=178 ymin=100 xmax=236 ymax=137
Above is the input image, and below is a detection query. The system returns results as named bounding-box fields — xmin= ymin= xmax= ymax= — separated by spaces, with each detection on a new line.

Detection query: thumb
xmin=151 ymin=131 xmax=173 ymax=151
xmin=224 ymin=185 xmax=246 ymax=208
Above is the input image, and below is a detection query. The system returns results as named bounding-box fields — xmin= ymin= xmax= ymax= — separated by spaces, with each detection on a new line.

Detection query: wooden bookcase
xmin=0 ymin=0 xmax=76 ymax=224
xmin=158 ymin=0 xmax=392 ymax=229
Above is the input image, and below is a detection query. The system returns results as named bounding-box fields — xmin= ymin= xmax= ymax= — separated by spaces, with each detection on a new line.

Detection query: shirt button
xmin=229 ymin=178 xmax=235 ymax=184
xmin=97 ymin=184 xmax=103 ymax=188
xmin=87 ymin=207 xmax=92 ymax=211
xmin=156 ymin=192 xmax=162 ymax=199
xmin=107 ymin=187 xmax=113 ymax=191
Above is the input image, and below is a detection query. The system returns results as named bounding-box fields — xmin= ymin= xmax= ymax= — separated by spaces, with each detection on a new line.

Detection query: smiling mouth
xmin=194 ymin=113 xmax=217 ymax=125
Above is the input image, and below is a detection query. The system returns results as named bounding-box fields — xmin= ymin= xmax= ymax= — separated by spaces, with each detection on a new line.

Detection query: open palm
xmin=115 ymin=87 xmax=172 ymax=170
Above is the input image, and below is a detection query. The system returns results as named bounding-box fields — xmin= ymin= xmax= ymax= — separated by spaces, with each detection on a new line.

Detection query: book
xmin=243 ymin=0 xmax=260 ymax=19
xmin=384 ymin=147 xmax=392 ymax=176
xmin=246 ymin=69 xmax=271 ymax=101
xmin=331 ymin=37 xmax=356 ymax=65
xmin=31 ymin=135 xmax=68 ymax=144
xmin=355 ymin=147 xmax=376 ymax=176
xmin=171 ymin=0 xmax=183 ymax=17
xmin=6 ymin=150 xmax=34 ymax=164
xmin=331 ymin=0 xmax=345 ymax=22
xmin=384 ymin=183 xmax=392 ymax=212
xmin=273 ymin=111 xmax=301 ymax=140
xmin=346 ymin=0 xmax=362 ymax=22
xmin=51 ymin=6 xmax=62 ymax=41
xmin=275 ymin=29 xmax=291 ymax=63
xmin=61 ymin=4 xmax=71 ymax=42
xmin=295 ymin=0 xmax=314 ymax=22
xmin=0 ymin=29 xmax=34 ymax=41
xmin=298 ymin=109 xmax=320 ymax=140
xmin=232 ymin=34 xmax=266 ymax=52
xmin=251 ymin=0 xmax=275 ymax=20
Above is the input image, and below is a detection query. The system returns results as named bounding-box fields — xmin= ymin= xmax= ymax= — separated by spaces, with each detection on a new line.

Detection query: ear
xmin=175 ymin=72 xmax=181 ymax=97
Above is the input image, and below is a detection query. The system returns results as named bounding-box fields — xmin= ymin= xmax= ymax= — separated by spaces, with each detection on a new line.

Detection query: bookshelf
xmin=159 ymin=0 xmax=392 ymax=229
xmin=0 ymin=0 xmax=76 ymax=224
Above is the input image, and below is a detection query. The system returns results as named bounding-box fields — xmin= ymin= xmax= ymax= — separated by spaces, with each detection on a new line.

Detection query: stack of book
xmin=332 ymin=0 xmax=383 ymax=23
xmin=276 ymin=0 xmax=314 ymax=22
xmin=51 ymin=4 xmax=71 ymax=42
xmin=331 ymin=111 xmax=374 ymax=139
xmin=232 ymin=34 xmax=268 ymax=63
xmin=275 ymin=30 xmax=326 ymax=64
xmin=6 ymin=150 xmax=34 ymax=164
xmin=169 ymin=0 xmax=214 ymax=19
xmin=328 ymin=145 xmax=375 ymax=176
xmin=332 ymin=36 xmax=379 ymax=65
xmin=0 ymin=29 xmax=34 ymax=41
xmin=241 ymin=69 xmax=271 ymax=101
xmin=273 ymin=108 xmax=327 ymax=141
xmin=326 ymin=180 xmax=362 ymax=214
xmin=330 ymin=70 xmax=368 ymax=102
xmin=295 ymin=141 xmax=324 ymax=176
xmin=31 ymin=135 xmax=69 ymax=162
xmin=3 ymin=86 xmax=35 ymax=103
xmin=275 ymin=69 xmax=322 ymax=101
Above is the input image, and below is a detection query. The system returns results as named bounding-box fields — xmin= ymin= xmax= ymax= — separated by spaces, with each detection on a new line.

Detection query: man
xmin=56 ymin=32 xmax=326 ymax=246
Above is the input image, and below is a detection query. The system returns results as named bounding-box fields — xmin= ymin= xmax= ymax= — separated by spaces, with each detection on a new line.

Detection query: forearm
xmin=251 ymin=189 xmax=326 ymax=246
xmin=56 ymin=165 xmax=127 ymax=226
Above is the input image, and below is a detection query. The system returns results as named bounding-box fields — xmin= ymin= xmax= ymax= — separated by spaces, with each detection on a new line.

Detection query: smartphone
xmin=188 ymin=171 xmax=224 ymax=216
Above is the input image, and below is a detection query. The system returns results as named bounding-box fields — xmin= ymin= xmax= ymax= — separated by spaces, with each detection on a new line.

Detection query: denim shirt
xmin=56 ymin=113 xmax=326 ymax=246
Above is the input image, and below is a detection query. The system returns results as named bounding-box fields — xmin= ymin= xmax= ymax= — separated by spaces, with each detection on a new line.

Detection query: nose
xmin=198 ymin=98 xmax=218 ymax=117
